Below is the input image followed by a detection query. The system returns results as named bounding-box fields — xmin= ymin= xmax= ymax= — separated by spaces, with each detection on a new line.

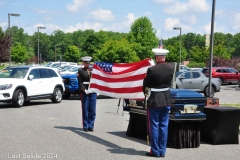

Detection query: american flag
xmin=88 ymin=58 xmax=153 ymax=99
xmin=159 ymin=37 xmax=163 ymax=49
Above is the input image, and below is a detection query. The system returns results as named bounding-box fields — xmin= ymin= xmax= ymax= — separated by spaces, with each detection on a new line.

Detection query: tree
xmin=0 ymin=28 xmax=11 ymax=62
xmin=189 ymin=46 xmax=209 ymax=62
xmin=165 ymin=42 xmax=187 ymax=62
xmin=82 ymin=30 xmax=109 ymax=58
xmin=206 ymin=56 xmax=240 ymax=71
xmin=182 ymin=33 xmax=205 ymax=60
xmin=213 ymin=43 xmax=232 ymax=59
xmin=49 ymin=30 xmax=68 ymax=61
xmin=128 ymin=17 xmax=159 ymax=60
xmin=11 ymin=45 xmax=28 ymax=63
xmin=231 ymin=33 xmax=240 ymax=57
xmin=10 ymin=26 xmax=28 ymax=47
xmin=93 ymin=38 xmax=140 ymax=63
xmin=63 ymin=46 xmax=80 ymax=62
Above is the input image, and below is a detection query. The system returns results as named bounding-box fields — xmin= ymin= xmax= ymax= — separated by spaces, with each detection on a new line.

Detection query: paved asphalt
xmin=0 ymin=85 xmax=239 ymax=160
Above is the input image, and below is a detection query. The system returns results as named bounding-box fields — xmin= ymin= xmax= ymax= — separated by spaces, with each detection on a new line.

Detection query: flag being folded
xmin=89 ymin=58 xmax=153 ymax=99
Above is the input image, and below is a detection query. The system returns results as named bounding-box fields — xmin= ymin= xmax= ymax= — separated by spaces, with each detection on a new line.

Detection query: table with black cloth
xmin=201 ymin=106 xmax=240 ymax=145
xmin=126 ymin=110 xmax=202 ymax=148
xmin=167 ymin=119 xmax=201 ymax=148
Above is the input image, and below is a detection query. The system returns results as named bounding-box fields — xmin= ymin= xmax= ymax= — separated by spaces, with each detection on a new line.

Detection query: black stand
xmin=201 ymin=106 xmax=240 ymax=145
xmin=126 ymin=112 xmax=147 ymax=140
xmin=126 ymin=112 xmax=201 ymax=148
xmin=167 ymin=120 xmax=201 ymax=148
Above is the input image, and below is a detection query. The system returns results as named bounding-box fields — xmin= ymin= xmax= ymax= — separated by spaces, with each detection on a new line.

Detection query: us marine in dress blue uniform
xmin=77 ymin=56 xmax=97 ymax=132
xmin=143 ymin=48 xmax=174 ymax=158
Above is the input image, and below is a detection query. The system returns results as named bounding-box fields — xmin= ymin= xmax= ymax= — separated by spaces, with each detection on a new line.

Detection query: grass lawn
xmin=0 ymin=65 xmax=5 ymax=70
xmin=220 ymin=103 xmax=240 ymax=108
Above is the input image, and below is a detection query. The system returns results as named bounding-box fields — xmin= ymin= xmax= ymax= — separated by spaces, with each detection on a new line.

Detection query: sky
xmin=0 ymin=0 xmax=240 ymax=40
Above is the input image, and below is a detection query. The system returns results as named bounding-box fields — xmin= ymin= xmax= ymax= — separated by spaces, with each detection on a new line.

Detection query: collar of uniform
xmin=157 ymin=62 xmax=167 ymax=64
xmin=84 ymin=67 xmax=89 ymax=69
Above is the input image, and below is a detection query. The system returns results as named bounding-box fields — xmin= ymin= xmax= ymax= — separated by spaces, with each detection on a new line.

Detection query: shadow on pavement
xmin=54 ymin=126 xmax=146 ymax=156
xmin=0 ymin=101 xmax=52 ymax=109
xmin=221 ymin=84 xmax=239 ymax=90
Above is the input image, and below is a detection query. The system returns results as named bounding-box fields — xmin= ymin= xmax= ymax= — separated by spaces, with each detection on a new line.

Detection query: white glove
xmin=149 ymin=59 xmax=155 ymax=66
xmin=84 ymin=90 xmax=89 ymax=94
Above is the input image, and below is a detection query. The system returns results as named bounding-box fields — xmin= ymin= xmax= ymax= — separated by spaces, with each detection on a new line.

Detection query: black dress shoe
xmin=83 ymin=128 xmax=88 ymax=132
xmin=88 ymin=128 xmax=94 ymax=132
xmin=145 ymin=152 xmax=160 ymax=157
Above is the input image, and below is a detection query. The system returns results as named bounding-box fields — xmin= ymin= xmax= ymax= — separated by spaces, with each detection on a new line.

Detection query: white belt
xmin=83 ymin=82 xmax=90 ymax=84
xmin=150 ymin=88 xmax=169 ymax=92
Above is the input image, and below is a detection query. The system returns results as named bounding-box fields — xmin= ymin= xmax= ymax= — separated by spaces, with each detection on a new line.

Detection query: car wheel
xmin=63 ymin=92 xmax=71 ymax=99
xmin=51 ymin=87 xmax=63 ymax=103
xmin=12 ymin=89 xmax=24 ymax=107
xmin=218 ymin=78 xmax=223 ymax=85
xmin=204 ymin=86 xmax=215 ymax=97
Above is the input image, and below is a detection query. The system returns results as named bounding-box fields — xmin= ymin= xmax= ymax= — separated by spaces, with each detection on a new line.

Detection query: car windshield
xmin=68 ymin=66 xmax=79 ymax=72
xmin=0 ymin=68 xmax=29 ymax=78
xmin=45 ymin=62 xmax=53 ymax=67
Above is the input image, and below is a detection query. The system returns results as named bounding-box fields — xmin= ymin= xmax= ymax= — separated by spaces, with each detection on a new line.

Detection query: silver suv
xmin=176 ymin=71 xmax=221 ymax=97
xmin=0 ymin=66 xmax=65 ymax=107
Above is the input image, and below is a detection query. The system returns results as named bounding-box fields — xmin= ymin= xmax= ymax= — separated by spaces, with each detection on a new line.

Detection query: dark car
xmin=202 ymin=67 xmax=240 ymax=85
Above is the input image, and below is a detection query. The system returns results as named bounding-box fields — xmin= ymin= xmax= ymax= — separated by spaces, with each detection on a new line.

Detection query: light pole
xmin=40 ymin=54 xmax=42 ymax=64
xmin=54 ymin=44 xmax=58 ymax=62
xmin=173 ymin=27 xmax=182 ymax=64
xmin=208 ymin=0 xmax=216 ymax=97
xmin=8 ymin=13 xmax=20 ymax=66
xmin=38 ymin=26 xmax=46 ymax=64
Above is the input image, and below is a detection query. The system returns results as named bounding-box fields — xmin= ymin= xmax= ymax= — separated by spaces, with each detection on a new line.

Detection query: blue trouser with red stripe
xmin=81 ymin=93 xmax=97 ymax=130
xmin=147 ymin=106 xmax=170 ymax=156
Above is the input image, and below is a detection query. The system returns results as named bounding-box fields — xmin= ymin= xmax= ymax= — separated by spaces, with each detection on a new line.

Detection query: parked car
xmin=180 ymin=65 xmax=191 ymax=72
xmin=176 ymin=71 xmax=221 ymax=97
xmin=45 ymin=61 xmax=77 ymax=67
xmin=60 ymin=66 xmax=83 ymax=75
xmin=202 ymin=67 xmax=240 ymax=85
xmin=61 ymin=65 xmax=93 ymax=99
xmin=62 ymin=73 xmax=79 ymax=99
xmin=0 ymin=66 xmax=65 ymax=107
xmin=190 ymin=68 xmax=203 ymax=72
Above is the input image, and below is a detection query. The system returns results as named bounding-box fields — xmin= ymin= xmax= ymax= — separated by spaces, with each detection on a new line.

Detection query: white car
xmin=0 ymin=66 xmax=65 ymax=107
xmin=180 ymin=65 xmax=191 ymax=72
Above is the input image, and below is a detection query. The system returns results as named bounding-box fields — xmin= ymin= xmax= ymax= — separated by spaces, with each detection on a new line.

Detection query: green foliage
xmin=189 ymin=46 xmax=209 ymax=62
xmin=128 ymin=17 xmax=159 ymax=60
xmin=82 ymin=30 xmax=108 ymax=58
xmin=11 ymin=45 xmax=28 ymax=63
xmin=165 ymin=43 xmax=187 ymax=62
xmin=213 ymin=43 xmax=232 ymax=59
xmin=11 ymin=26 xmax=28 ymax=47
xmin=187 ymin=62 xmax=206 ymax=68
xmin=182 ymin=33 xmax=205 ymax=59
xmin=229 ymin=33 xmax=240 ymax=57
xmin=3 ymin=21 xmax=240 ymax=66
xmin=63 ymin=46 xmax=80 ymax=62
xmin=0 ymin=65 xmax=5 ymax=71
xmin=93 ymin=38 xmax=140 ymax=63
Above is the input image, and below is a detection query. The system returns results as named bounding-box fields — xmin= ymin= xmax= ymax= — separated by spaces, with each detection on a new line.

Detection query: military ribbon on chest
xmin=87 ymin=68 xmax=91 ymax=80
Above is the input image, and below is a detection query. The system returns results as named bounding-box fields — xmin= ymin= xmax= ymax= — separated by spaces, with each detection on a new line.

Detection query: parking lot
xmin=210 ymin=84 xmax=240 ymax=104
xmin=0 ymin=85 xmax=240 ymax=160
